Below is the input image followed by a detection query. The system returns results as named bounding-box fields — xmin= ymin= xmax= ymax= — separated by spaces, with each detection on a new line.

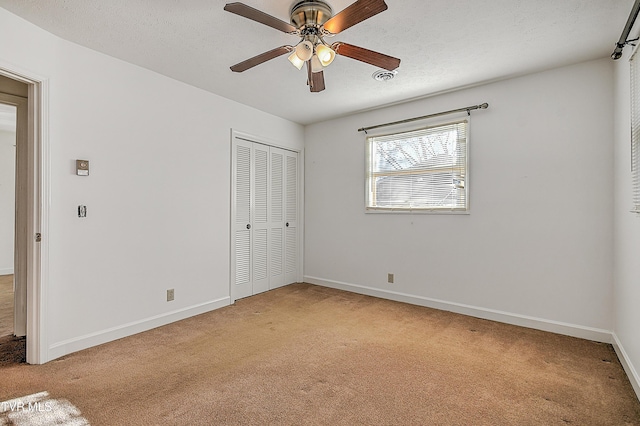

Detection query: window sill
xmin=365 ymin=208 xmax=470 ymax=215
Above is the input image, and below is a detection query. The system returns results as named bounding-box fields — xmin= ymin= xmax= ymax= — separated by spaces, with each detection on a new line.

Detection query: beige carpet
xmin=0 ymin=283 xmax=638 ymax=425
xmin=0 ymin=274 xmax=13 ymax=337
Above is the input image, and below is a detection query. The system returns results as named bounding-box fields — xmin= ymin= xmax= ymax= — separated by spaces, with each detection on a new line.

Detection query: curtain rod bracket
xmin=612 ymin=0 xmax=640 ymax=60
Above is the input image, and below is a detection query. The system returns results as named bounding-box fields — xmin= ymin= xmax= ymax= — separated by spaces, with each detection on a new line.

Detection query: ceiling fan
xmin=223 ymin=0 xmax=401 ymax=93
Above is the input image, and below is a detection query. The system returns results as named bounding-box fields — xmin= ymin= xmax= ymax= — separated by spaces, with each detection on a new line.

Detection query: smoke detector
xmin=372 ymin=69 xmax=398 ymax=82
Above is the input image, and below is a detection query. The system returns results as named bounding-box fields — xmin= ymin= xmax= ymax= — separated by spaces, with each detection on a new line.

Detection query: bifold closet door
xmin=231 ymin=138 xmax=298 ymax=301
xmin=269 ymin=147 xmax=285 ymax=289
xmin=232 ymin=140 xmax=271 ymax=299
xmin=284 ymin=150 xmax=298 ymax=285
xmin=267 ymin=146 xmax=299 ymax=289
xmin=251 ymin=143 xmax=270 ymax=295
xmin=232 ymin=139 xmax=254 ymax=300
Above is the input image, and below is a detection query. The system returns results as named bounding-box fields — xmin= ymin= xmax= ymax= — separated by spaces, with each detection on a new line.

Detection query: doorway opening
xmin=0 ymin=76 xmax=27 ymax=363
xmin=0 ymin=101 xmax=17 ymax=339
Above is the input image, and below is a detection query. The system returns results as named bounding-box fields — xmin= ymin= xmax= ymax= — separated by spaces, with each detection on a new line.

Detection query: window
xmin=366 ymin=119 xmax=468 ymax=212
xmin=631 ymin=49 xmax=640 ymax=213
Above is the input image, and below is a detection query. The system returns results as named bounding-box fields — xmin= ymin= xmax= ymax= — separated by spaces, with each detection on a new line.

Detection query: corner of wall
xmin=612 ymin=333 xmax=640 ymax=401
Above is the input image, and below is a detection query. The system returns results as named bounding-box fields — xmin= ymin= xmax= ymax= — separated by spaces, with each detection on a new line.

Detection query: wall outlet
xmin=388 ymin=273 xmax=394 ymax=284
xmin=167 ymin=289 xmax=174 ymax=301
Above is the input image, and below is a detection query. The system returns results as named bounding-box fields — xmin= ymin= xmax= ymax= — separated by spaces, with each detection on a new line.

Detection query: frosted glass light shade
xmin=288 ymin=52 xmax=305 ymax=70
xmin=295 ymin=41 xmax=313 ymax=61
xmin=316 ymin=44 xmax=335 ymax=66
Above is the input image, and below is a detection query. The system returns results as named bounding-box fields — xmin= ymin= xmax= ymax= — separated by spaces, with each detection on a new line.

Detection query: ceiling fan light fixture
xmin=316 ymin=44 xmax=335 ymax=66
xmin=288 ymin=51 xmax=305 ymax=70
xmin=295 ymin=40 xmax=314 ymax=62
xmin=224 ymin=0 xmax=402 ymax=93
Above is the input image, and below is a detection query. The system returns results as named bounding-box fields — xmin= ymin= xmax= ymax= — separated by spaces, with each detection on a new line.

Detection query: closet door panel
xmin=284 ymin=150 xmax=298 ymax=285
xmin=252 ymin=143 xmax=270 ymax=294
xmin=270 ymin=148 xmax=285 ymax=288
xmin=231 ymin=140 xmax=253 ymax=300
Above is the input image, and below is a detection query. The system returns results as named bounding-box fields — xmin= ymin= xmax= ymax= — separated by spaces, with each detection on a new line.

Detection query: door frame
xmin=0 ymin=62 xmax=49 ymax=364
xmin=229 ymin=130 xmax=304 ymax=303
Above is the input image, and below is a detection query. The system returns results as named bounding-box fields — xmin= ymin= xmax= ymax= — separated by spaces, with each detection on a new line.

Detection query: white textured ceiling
xmin=0 ymin=0 xmax=634 ymax=124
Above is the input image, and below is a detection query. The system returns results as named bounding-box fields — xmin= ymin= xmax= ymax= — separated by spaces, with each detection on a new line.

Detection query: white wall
xmin=613 ymin=39 xmax=640 ymax=397
xmin=0 ymin=129 xmax=15 ymax=275
xmin=305 ymin=58 xmax=614 ymax=341
xmin=0 ymin=7 xmax=304 ymax=361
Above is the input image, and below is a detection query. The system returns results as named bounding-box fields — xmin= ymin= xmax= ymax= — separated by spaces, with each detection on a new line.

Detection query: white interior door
xmin=231 ymin=136 xmax=299 ymax=301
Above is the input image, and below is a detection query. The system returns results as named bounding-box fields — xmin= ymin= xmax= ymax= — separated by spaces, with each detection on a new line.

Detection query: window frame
xmin=365 ymin=118 xmax=470 ymax=214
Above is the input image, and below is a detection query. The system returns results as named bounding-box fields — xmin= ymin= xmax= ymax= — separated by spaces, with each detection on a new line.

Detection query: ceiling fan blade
xmin=322 ymin=0 xmax=388 ymax=34
xmin=306 ymin=62 xmax=326 ymax=93
xmin=224 ymin=3 xmax=297 ymax=34
xmin=230 ymin=46 xmax=293 ymax=72
xmin=332 ymin=42 xmax=400 ymax=71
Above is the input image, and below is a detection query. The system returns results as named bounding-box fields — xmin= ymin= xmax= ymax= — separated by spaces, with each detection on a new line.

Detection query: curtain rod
xmin=358 ymin=102 xmax=489 ymax=133
xmin=612 ymin=0 xmax=640 ymax=60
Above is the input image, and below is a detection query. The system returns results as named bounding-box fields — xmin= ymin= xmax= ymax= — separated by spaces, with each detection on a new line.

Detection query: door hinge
xmin=35 ymin=233 xmax=41 ymax=242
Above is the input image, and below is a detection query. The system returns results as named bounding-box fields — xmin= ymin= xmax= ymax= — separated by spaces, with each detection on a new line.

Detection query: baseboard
xmin=47 ymin=297 xmax=231 ymax=362
xmin=612 ymin=333 xmax=640 ymax=401
xmin=0 ymin=268 xmax=14 ymax=276
xmin=304 ymin=276 xmax=612 ymax=343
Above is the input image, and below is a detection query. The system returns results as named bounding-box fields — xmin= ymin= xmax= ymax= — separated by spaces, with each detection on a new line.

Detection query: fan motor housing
xmin=290 ymin=0 xmax=333 ymax=28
